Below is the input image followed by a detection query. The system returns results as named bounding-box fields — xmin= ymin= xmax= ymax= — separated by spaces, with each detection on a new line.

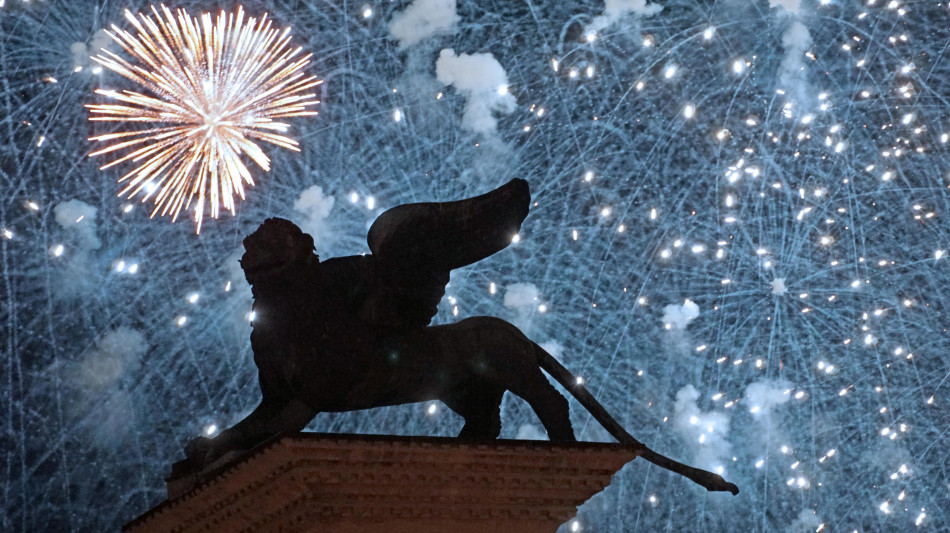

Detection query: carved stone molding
xmin=125 ymin=433 xmax=641 ymax=533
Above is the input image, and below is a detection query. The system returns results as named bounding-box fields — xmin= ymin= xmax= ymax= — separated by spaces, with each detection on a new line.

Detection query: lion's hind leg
xmin=508 ymin=370 xmax=577 ymax=443
xmin=442 ymin=382 xmax=505 ymax=441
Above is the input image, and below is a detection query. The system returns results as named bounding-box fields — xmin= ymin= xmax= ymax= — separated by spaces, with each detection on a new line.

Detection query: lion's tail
xmin=534 ymin=342 xmax=638 ymax=446
xmin=533 ymin=342 xmax=740 ymax=495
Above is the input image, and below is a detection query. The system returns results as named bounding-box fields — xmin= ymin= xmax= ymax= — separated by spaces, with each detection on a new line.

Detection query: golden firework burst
xmin=87 ymin=5 xmax=321 ymax=232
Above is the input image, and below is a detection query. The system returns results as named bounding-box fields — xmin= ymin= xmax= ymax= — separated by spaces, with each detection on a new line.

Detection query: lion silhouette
xmin=182 ymin=179 xmax=737 ymax=495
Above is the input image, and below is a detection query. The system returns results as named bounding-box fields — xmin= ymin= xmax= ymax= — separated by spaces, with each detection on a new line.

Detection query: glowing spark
xmin=87 ymin=5 xmax=321 ymax=233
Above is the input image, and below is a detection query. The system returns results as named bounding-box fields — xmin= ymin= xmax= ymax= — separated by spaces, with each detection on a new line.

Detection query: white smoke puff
xmin=782 ymin=20 xmax=811 ymax=49
xmin=767 ymin=0 xmax=813 ymax=107
xmin=388 ymin=0 xmax=459 ymax=49
xmin=54 ymin=199 xmax=100 ymax=251
xmin=786 ymin=509 xmax=822 ymax=533
xmin=79 ymin=327 xmax=147 ymax=388
xmin=85 ymin=390 xmax=136 ymax=449
xmin=673 ymin=385 xmax=732 ymax=474
xmin=745 ymin=379 xmax=792 ymax=417
xmin=591 ymin=0 xmax=663 ymax=30
xmin=504 ymin=282 xmax=541 ymax=332
xmin=293 ymin=185 xmax=335 ymax=249
xmin=662 ymin=299 xmax=699 ymax=330
xmin=435 ymin=49 xmax=517 ymax=134
xmin=777 ymin=21 xmax=812 ymax=96
xmin=71 ymin=28 xmax=113 ymax=69
xmin=768 ymin=0 xmax=802 ymax=13
xmin=771 ymin=278 xmax=787 ymax=295
xmin=504 ymin=282 xmax=540 ymax=309
xmin=70 ymin=42 xmax=87 ymax=63
xmin=515 ymin=423 xmax=548 ymax=440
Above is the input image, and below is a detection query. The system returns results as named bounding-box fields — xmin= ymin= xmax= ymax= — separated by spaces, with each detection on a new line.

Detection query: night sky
xmin=2 ymin=0 xmax=949 ymax=531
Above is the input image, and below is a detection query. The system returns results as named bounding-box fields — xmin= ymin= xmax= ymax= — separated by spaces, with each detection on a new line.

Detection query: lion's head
xmin=240 ymin=218 xmax=318 ymax=285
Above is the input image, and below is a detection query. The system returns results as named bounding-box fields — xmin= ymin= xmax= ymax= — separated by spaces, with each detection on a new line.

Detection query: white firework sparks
xmin=87 ymin=4 xmax=321 ymax=232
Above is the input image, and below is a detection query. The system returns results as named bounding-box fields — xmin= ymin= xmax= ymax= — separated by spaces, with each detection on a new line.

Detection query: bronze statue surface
xmin=180 ymin=179 xmax=738 ymax=495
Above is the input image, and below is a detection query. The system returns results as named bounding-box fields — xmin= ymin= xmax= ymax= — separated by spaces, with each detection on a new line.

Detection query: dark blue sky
xmin=2 ymin=0 xmax=948 ymax=530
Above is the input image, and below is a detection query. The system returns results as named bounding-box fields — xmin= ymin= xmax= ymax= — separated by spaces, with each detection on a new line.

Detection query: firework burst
xmin=87 ymin=5 xmax=321 ymax=232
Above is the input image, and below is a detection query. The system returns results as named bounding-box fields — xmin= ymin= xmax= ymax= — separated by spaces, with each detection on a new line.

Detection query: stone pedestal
xmin=124 ymin=433 xmax=641 ymax=533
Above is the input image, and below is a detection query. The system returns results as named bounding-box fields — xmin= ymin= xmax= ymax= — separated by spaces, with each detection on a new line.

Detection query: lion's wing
xmin=363 ymin=179 xmax=530 ymax=329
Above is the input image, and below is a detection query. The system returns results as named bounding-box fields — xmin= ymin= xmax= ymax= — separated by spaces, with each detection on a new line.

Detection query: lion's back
xmin=428 ymin=316 xmax=525 ymax=339
xmin=416 ymin=317 xmax=538 ymax=375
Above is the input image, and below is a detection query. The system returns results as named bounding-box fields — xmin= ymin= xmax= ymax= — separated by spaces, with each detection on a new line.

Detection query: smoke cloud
xmin=70 ymin=28 xmax=113 ymax=70
xmin=744 ymin=378 xmax=792 ymax=418
xmin=69 ymin=327 xmax=147 ymax=449
xmin=662 ymin=299 xmax=699 ymax=330
xmin=52 ymin=199 xmax=101 ymax=298
xmin=435 ymin=49 xmax=517 ymax=134
xmin=78 ymin=327 xmax=147 ymax=389
xmin=786 ymin=509 xmax=822 ymax=533
xmin=503 ymin=282 xmax=541 ymax=331
xmin=54 ymin=199 xmax=100 ymax=252
xmin=388 ymin=0 xmax=459 ymax=49
xmin=672 ymin=384 xmax=733 ymax=474
xmin=768 ymin=0 xmax=813 ymax=107
xmin=591 ymin=0 xmax=663 ymax=31
xmin=293 ymin=185 xmax=336 ymax=250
